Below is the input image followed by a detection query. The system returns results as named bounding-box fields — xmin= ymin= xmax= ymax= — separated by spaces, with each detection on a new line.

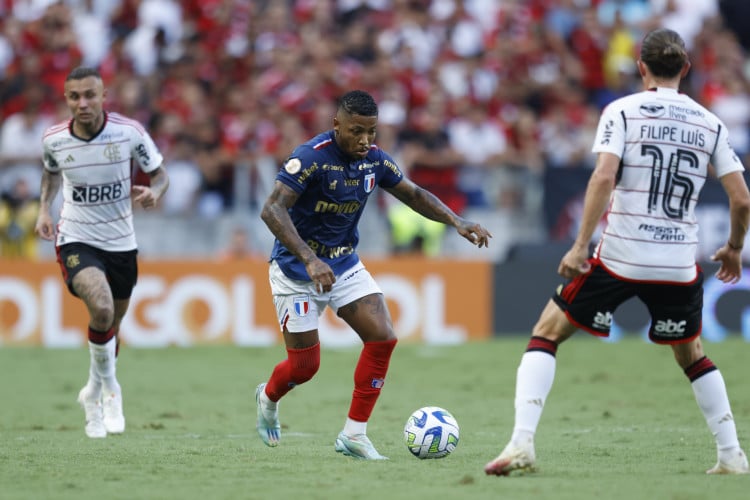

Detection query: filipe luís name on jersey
xmin=270 ymin=130 xmax=403 ymax=281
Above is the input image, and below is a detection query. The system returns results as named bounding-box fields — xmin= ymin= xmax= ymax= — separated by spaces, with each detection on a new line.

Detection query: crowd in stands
xmin=2 ymin=0 xmax=750 ymax=258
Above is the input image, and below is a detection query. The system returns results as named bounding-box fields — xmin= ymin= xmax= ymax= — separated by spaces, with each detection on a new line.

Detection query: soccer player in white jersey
xmin=34 ymin=67 xmax=169 ymax=439
xmin=485 ymin=28 xmax=750 ymax=476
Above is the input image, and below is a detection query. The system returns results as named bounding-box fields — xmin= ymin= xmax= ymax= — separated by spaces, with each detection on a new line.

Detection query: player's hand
xmin=558 ymin=245 xmax=591 ymax=279
xmin=456 ymin=220 xmax=492 ymax=248
xmin=711 ymin=243 xmax=743 ymax=284
xmin=34 ymin=212 xmax=55 ymax=241
xmin=306 ymin=258 xmax=336 ymax=294
xmin=132 ymin=185 xmax=158 ymax=209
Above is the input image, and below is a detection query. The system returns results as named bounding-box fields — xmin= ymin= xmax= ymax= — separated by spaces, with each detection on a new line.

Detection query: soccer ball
xmin=404 ymin=406 xmax=459 ymax=459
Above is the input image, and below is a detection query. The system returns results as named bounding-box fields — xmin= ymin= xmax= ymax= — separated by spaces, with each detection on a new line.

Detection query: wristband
xmin=728 ymin=241 xmax=743 ymax=251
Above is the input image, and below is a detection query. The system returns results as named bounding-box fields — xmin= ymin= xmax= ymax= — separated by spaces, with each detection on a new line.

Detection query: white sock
xmin=691 ymin=370 xmax=740 ymax=452
xmin=511 ymin=351 xmax=556 ymax=444
xmin=259 ymin=387 xmax=278 ymax=421
xmin=89 ymin=338 xmax=119 ymax=394
xmin=86 ymin=351 xmax=102 ymax=394
xmin=343 ymin=417 xmax=367 ymax=436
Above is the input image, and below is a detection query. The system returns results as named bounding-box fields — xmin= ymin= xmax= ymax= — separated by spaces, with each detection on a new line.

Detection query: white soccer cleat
xmin=707 ymin=448 xmax=749 ymax=475
xmin=102 ymin=388 xmax=125 ymax=434
xmin=334 ymin=431 xmax=388 ymax=460
xmin=77 ymin=386 xmax=106 ymax=439
xmin=255 ymin=383 xmax=280 ymax=447
xmin=484 ymin=439 xmax=536 ymax=476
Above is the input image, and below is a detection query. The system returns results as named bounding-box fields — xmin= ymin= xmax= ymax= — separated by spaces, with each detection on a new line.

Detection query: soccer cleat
xmin=102 ymin=388 xmax=125 ymax=434
xmin=255 ymin=383 xmax=280 ymax=447
xmin=334 ymin=431 xmax=388 ymax=460
xmin=484 ymin=440 xmax=537 ymax=476
xmin=77 ymin=386 xmax=106 ymax=439
xmin=706 ymin=448 xmax=749 ymax=475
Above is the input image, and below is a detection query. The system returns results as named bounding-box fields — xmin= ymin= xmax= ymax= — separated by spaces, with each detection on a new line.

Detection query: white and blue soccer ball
xmin=404 ymin=406 xmax=460 ymax=459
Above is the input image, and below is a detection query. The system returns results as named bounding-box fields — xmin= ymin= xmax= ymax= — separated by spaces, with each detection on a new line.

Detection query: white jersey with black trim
xmin=42 ymin=111 xmax=163 ymax=252
xmin=591 ymin=87 xmax=744 ymax=282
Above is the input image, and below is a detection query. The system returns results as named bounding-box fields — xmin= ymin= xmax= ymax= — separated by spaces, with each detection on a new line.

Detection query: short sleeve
xmin=711 ymin=122 xmax=745 ymax=178
xmin=131 ymin=129 xmax=163 ymax=174
xmin=377 ymin=150 xmax=404 ymax=188
xmin=42 ymin=140 xmax=59 ymax=172
xmin=591 ymin=104 xmax=626 ymax=158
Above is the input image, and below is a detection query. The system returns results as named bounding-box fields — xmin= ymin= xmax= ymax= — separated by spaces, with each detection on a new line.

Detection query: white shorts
xmin=269 ymin=259 xmax=383 ymax=333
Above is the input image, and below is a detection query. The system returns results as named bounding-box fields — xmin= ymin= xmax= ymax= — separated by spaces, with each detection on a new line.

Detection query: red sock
xmin=348 ymin=338 xmax=397 ymax=422
xmin=265 ymin=343 xmax=320 ymax=402
xmin=88 ymin=326 xmax=115 ymax=345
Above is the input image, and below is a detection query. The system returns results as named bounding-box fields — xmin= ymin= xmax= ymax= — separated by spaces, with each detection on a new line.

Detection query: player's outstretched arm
xmin=711 ymin=170 xmax=750 ymax=284
xmin=384 ymin=179 xmax=492 ymax=248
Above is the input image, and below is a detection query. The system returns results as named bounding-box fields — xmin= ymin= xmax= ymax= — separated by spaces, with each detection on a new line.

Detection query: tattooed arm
xmin=260 ymin=180 xmax=335 ymax=291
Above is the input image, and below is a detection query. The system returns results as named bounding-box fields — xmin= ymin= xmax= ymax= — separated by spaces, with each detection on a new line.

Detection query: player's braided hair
xmin=338 ymin=90 xmax=378 ymax=117
xmin=640 ymin=28 xmax=688 ymax=79
xmin=66 ymin=66 xmax=102 ymax=81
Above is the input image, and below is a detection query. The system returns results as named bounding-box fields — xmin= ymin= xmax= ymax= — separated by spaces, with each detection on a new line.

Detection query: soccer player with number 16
xmin=485 ymin=28 xmax=750 ymax=476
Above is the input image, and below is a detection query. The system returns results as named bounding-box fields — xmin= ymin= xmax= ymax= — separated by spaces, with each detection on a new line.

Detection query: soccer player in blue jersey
xmin=255 ymin=89 xmax=493 ymax=459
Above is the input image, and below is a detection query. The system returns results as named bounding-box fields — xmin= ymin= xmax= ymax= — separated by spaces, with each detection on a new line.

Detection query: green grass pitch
xmin=0 ymin=336 xmax=748 ymax=500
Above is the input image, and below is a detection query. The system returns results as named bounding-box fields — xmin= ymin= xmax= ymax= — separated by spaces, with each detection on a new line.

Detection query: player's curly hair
xmin=640 ymin=28 xmax=688 ymax=79
xmin=338 ymin=90 xmax=378 ymax=117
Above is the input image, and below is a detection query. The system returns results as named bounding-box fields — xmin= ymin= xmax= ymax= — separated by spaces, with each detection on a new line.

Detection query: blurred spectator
xmin=389 ymin=91 xmax=465 ymax=256
xmin=37 ymin=3 xmax=84 ymax=93
xmin=648 ymin=0 xmax=719 ymax=51
xmin=1 ymin=0 xmax=749 ymax=257
xmin=447 ymin=97 xmax=509 ymax=208
xmin=538 ymin=98 xmax=598 ymax=171
xmin=158 ymin=134 xmax=203 ymax=215
xmin=0 ymin=83 xmax=54 ymax=198
xmin=567 ymin=6 xmax=608 ymax=108
xmin=498 ymin=107 xmax=545 ymax=211
xmin=124 ymin=0 xmax=183 ymax=76
xmin=217 ymin=225 xmax=255 ymax=261
xmin=0 ymin=178 xmax=40 ymax=259
xmin=253 ymin=112 xmax=309 ymax=210
xmin=719 ymin=0 xmax=750 ymax=52
xmin=70 ymin=0 xmax=114 ymax=67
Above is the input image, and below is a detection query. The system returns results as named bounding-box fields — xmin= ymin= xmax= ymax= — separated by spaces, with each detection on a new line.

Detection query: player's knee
xmin=288 ymin=343 xmax=321 ymax=384
xmin=289 ymin=362 xmax=319 ymax=384
xmin=89 ymin=303 xmax=114 ymax=331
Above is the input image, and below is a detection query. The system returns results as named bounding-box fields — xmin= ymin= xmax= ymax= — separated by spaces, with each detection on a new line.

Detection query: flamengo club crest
xmin=294 ymin=296 xmax=310 ymax=317
xmin=364 ymin=173 xmax=375 ymax=193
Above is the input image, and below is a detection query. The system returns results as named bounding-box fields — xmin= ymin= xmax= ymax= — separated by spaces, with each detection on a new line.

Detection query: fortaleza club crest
xmin=293 ymin=296 xmax=310 ymax=316
xmin=364 ymin=173 xmax=375 ymax=193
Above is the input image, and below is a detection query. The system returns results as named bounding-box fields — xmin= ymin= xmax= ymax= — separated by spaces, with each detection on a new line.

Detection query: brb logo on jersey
xmin=72 ymin=182 xmax=124 ymax=203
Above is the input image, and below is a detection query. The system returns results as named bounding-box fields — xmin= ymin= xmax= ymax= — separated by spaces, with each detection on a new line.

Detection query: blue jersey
xmin=270 ymin=130 xmax=404 ymax=281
